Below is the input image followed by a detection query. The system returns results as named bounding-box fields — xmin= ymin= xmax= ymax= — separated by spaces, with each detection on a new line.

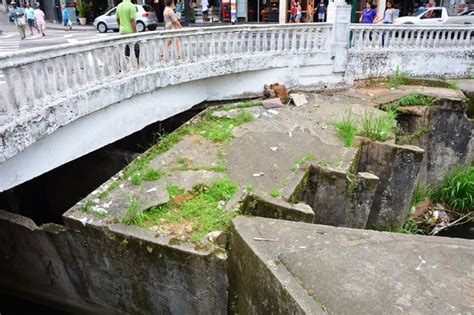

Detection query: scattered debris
xmin=262 ymin=109 xmax=279 ymax=118
xmin=262 ymin=98 xmax=283 ymax=109
xmin=289 ymin=93 xmax=308 ymax=107
xmin=288 ymin=131 xmax=293 ymax=138
xmin=313 ymin=103 xmax=320 ymax=108
xmin=270 ymin=146 xmax=279 ymax=152
xmin=253 ymin=172 xmax=265 ymax=177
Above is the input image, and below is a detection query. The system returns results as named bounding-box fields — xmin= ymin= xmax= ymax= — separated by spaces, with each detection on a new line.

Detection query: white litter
xmin=147 ymin=187 xmax=158 ymax=193
xmin=253 ymin=172 xmax=265 ymax=177
xmin=270 ymin=146 xmax=278 ymax=152
xmin=267 ymin=109 xmax=279 ymax=115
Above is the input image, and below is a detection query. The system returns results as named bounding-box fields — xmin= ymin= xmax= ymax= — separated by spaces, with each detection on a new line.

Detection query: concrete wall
xmin=0 ymin=209 xmax=228 ymax=314
xmin=346 ymin=49 xmax=474 ymax=81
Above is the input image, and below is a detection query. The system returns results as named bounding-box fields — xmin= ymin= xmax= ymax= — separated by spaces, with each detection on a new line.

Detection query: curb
xmin=47 ymin=23 xmax=95 ymax=31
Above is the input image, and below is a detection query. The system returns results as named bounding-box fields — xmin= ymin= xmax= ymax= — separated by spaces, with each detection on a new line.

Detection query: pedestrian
xmin=316 ymin=0 xmax=326 ymax=22
xmin=163 ymin=0 xmax=182 ymax=58
xmin=374 ymin=1 xmax=396 ymax=24
xmin=306 ymin=1 xmax=313 ymax=22
xmin=201 ymin=0 xmax=209 ymax=22
xmin=375 ymin=1 xmax=396 ymax=46
xmin=295 ymin=2 xmax=302 ymax=23
xmin=289 ymin=0 xmax=297 ymax=23
xmin=359 ymin=2 xmax=377 ymax=23
xmin=116 ymin=0 xmax=140 ymax=63
xmin=35 ymin=4 xmax=46 ymax=36
xmin=62 ymin=4 xmax=72 ymax=31
xmin=9 ymin=1 xmax=26 ymax=40
xmin=25 ymin=3 xmax=40 ymax=35
xmin=175 ymin=0 xmax=184 ymax=20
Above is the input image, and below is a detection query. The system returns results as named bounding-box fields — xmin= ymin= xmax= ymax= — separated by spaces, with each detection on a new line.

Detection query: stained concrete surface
xmin=231 ymin=216 xmax=474 ymax=315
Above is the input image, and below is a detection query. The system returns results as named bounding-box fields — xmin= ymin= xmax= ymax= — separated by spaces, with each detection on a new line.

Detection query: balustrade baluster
xmin=291 ymin=29 xmax=297 ymax=51
xmin=32 ymin=63 xmax=45 ymax=100
xmin=18 ymin=66 xmax=34 ymax=109
xmin=277 ymin=30 xmax=283 ymax=51
xmin=63 ymin=55 xmax=77 ymax=90
xmin=254 ymin=31 xmax=260 ymax=53
xmin=217 ymin=32 xmax=224 ymax=56
xmin=299 ymin=28 xmax=306 ymax=51
xmin=262 ymin=30 xmax=268 ymax=52
xmin=93 ymin=50 xmax=106 ymax=81
xmin=2 ymin=68 xmax=19 ymax=112
xmin=270 ymin=30 xmax=276 ymax=51
xmin=283 ymin=30 xmax=290 ymax=51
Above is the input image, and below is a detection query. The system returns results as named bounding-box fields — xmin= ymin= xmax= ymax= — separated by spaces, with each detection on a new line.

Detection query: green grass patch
xmin=291 ymin=153 xmax=316 ymax=171
xmin=219 ymin=100 xmax=262 ymax=111
xmin=173 ymin=164 xmax=228 ymax=172
xmin=359 ymin=109 xmax=397 ymax=141
xmin=334 ymin=106 xmax=357 ymax=147
xmin=122 ymin=195 xmax=145 ymax=225
xmin=387 ymin=93 xmax=433 ymax=110
xmin=269 ymin=188 xmax=281 ymax=198
xmin=389 ymin=66 xmax=408 ymax=89
xmin=441 ymin=77 xmax=459 ymax=90
xmin=431 ymin=166 xmax=474 ymax=213
xmin=387 ymin=218 xmax=424 ymax=235
xmin=246 ymin=184 xmax=253 ymax=193
xmin=138 ymin=179 xmax=239 ymax=242
xmin=190 ymin=111 xmax=253 ymax=142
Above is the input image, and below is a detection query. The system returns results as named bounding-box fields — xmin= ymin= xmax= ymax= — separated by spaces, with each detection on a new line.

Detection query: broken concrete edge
xmin=61 ymin=207 xmax=227 ymax=261
xmin=0 ymin=208 xmax=229 ymax=314
xmin=228 ymin=217 xmax=327 ymax=315
xmin=230 ymin=216 xmax=474 ymax=315
xmin=353 ymin=76 xmax=467 ymax=90
xmin=241 ymin=191 xmax=315 ymax=223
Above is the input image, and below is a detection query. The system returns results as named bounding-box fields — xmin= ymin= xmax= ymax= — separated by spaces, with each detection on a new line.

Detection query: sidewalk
xmin=47 ymin=22 xmax=95 ymax=31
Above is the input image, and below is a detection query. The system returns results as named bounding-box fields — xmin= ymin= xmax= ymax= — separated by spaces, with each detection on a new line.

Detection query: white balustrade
xmin=350 ymin=24 xmax=474 ymax=50
xmin=0 ymin=24 xmax=332 ymax=114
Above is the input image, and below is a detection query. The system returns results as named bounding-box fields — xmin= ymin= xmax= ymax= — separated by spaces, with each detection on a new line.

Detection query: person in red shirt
xmin=290 ymin=0 xmax=297 ymax=22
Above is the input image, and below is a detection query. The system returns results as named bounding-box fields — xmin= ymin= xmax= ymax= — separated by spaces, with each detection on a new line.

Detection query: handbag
xmin=17 ymin=15 xmax=26 ymax=26
xmin=67 ymin=19 xmax=72 ymax=26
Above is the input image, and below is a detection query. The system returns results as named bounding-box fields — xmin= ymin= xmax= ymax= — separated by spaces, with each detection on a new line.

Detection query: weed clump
xmin=359 ymin=108 xmax=397 ymax=141
xmin=387 ymin=93 xmax=433 ymax=110
xmin=136 ymin=179 xmax=239 ymax=242
xmin=431 ymin=166 xmax=474 ymax=213
xmin=389 ymin=66 xmax=408 ymax=89
xmin=334 ymin=106 xmax=357 ymax=147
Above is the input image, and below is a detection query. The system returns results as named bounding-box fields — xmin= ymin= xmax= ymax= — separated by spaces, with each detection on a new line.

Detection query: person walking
xmin=306 ymin=1 xmax=313 ymax=22
xmin=316 ymin=0 xmax=326 ymax=22
xmin=295 ymin=2 xmax=302 ymax=23
xmin=201 ymin=0 xmax=210 ymax=22
xmin=359 ymin=2 xmax=377 ymax=23
xmin=9 ymin=1 xmax=26 ymax=40
xmin=35 ymin=4 xmax=46 ymax=36
xmin=25 ymin=3 xmax=40 ymax=35
xmin=163 ymin=0 xmax=182 ymax=58
xmin=375 ymin=1 xmax=396 ymax=24
xmin=116 ymin=0 xmax=139 ymax=63
xmin=289 ymin=0 xmax=297 ymax=23
xmin=62 ymin=4 xmax=72 ymax=31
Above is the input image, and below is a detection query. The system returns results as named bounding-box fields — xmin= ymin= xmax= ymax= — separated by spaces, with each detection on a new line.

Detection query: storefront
xmin=247 ymin=0 xmax=279 ymax=22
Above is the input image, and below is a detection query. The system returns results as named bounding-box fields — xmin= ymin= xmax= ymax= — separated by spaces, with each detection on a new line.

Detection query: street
xmin=0 ymin=12 xmax=117 ymax=55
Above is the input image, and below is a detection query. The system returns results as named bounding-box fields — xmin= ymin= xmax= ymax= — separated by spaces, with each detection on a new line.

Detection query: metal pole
xmin=257 ymin=0 xmax=260 ymax=22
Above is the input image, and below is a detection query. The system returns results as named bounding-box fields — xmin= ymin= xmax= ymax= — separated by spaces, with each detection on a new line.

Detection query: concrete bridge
xmin=0 ymin=2 xmax=473 ymax=192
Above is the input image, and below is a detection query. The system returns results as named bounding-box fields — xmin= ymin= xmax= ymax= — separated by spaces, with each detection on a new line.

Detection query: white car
xmin=93 ymin=4 xmax=159 ymax=33
xmin=396 ymin=7 xmax=474 ymax=25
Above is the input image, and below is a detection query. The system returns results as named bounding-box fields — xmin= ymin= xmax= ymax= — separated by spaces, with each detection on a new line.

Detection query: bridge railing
xmin=350 ymin=24 xmax=474 ymax=50
xmin=0 ymin=24 xmax=332 ymax=115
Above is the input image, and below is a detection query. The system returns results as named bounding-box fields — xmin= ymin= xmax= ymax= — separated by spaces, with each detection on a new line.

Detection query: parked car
xmin=457 ymin=9 xmax=474 ymax=16
xmin=93 ymin=4 xmax=158 ymax=33
xmin=395 ymin=7 xmax=474 ymax=25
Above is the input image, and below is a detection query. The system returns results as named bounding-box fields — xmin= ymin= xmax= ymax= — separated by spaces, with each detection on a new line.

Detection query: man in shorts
xmin=25 ymin=3 xmax=39 ymax=35
xmin=201 ymin=0 xmax=209 ymax=22
xmin=116 ymin=0 xmax=139 ymax=62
